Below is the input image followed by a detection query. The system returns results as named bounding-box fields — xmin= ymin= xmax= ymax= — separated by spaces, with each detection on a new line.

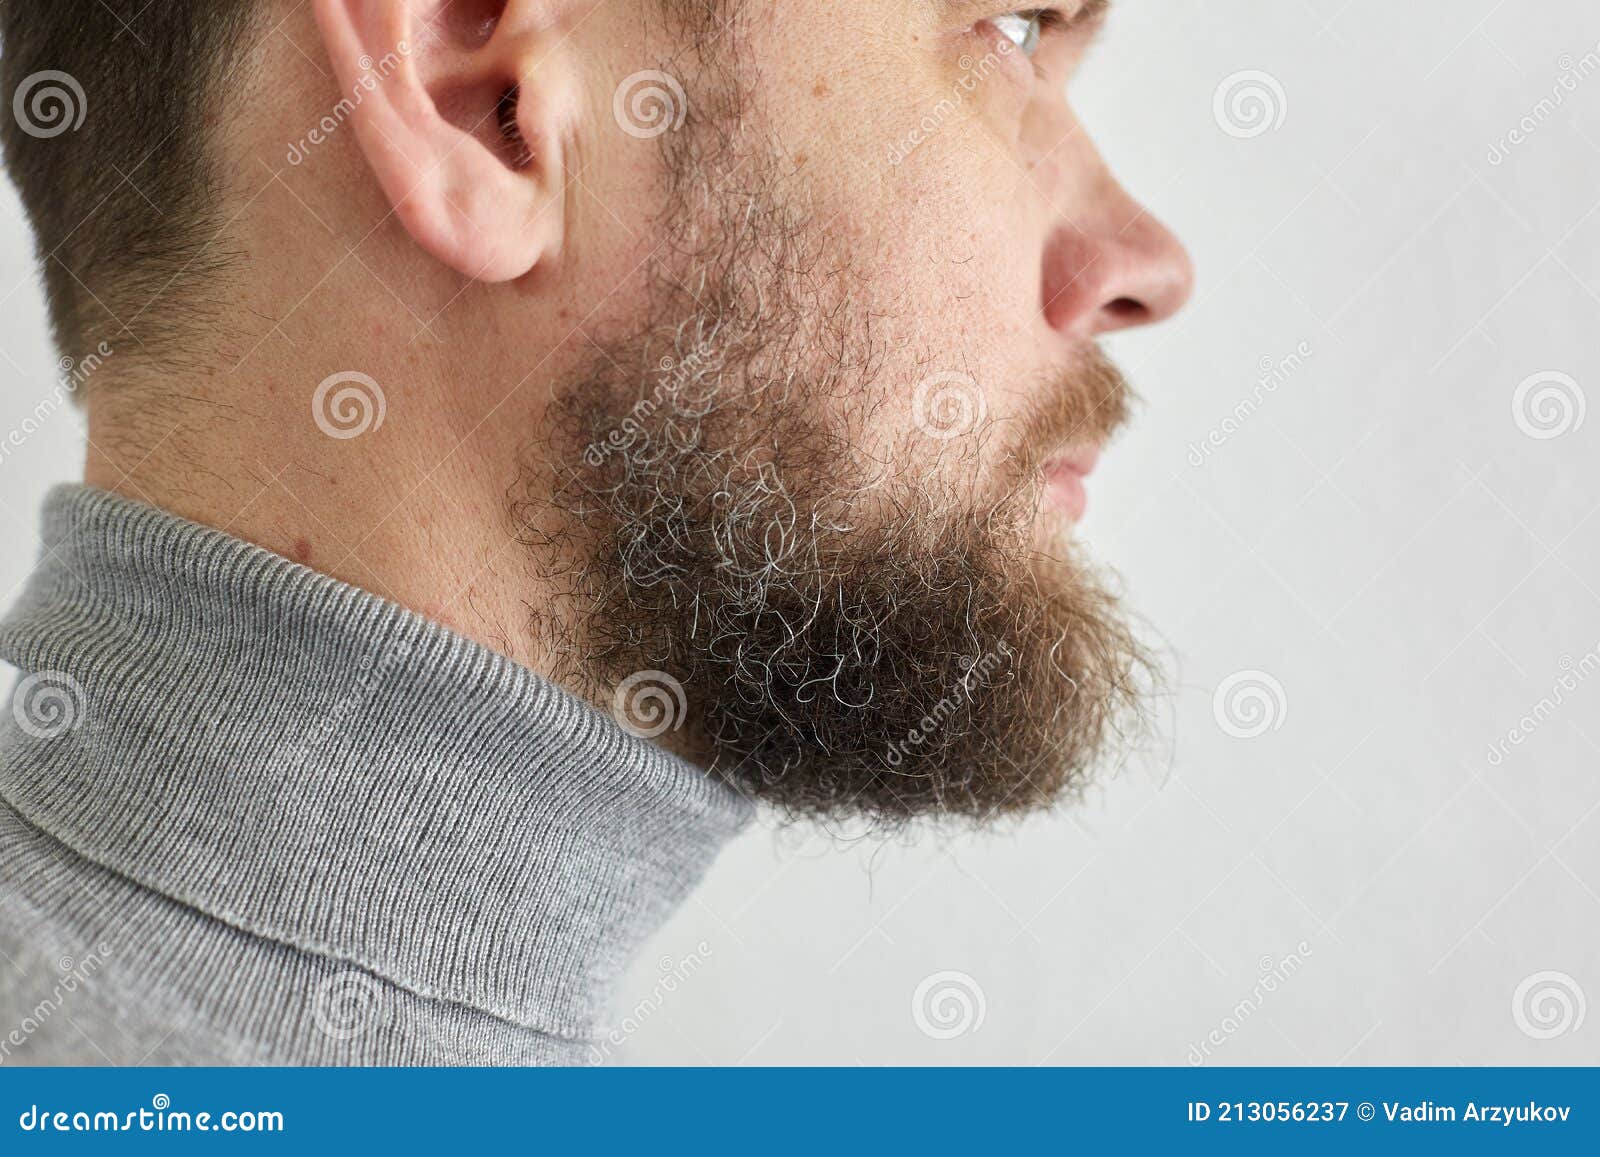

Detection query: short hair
xmin=0 ymin=2 xmax=725 ymax=366
xmin=0 ymin=3 xmax=259 ymax=361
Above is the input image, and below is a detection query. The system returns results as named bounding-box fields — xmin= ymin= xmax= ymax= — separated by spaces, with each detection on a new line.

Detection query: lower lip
xmin=1045 ymin=450 xmax=1100 ymax=522
xmin=1045 ymin=467 xmax=1090 ymax=522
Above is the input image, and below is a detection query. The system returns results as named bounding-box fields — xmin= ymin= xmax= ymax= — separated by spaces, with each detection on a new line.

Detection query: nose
xmin=1038 ymin=170 xmax=1194 ymax=341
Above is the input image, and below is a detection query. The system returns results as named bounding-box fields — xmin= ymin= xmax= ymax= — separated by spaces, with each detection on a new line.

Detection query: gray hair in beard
xmin=515 ymin=27 xmax=1152 ymax=827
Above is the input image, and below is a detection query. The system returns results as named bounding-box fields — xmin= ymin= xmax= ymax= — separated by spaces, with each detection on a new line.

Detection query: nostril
xmin=1104 ymin=298 xmax=1149 ymax=324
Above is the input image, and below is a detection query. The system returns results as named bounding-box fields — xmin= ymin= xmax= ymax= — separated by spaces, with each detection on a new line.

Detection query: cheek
xmin=743 ymin=15 xmax=1050 ymax=460
xmin=800 ymin=163 xmax=1045 ymax=462
xmin=869 ymin=182 xmax=1045 ymax=371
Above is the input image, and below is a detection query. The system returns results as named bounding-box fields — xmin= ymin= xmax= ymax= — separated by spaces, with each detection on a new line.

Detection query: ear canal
xmin=496 ymin=85 xmax=534 ymax=170
xmin=310 ymin=0 xmax=564 ymax=281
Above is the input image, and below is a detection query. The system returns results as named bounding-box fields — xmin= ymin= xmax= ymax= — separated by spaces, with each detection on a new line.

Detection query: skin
xmin=83 ymin=0 xmax=1191 ymax=747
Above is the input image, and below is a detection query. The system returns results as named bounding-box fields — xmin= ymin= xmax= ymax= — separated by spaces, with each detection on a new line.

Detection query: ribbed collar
xmin=0 ymin=484 xmax=750 ymax=1040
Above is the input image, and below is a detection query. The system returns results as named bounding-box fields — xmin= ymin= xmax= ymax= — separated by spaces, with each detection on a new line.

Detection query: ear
xmin=311 ymin=0 xmax=573 ymax=281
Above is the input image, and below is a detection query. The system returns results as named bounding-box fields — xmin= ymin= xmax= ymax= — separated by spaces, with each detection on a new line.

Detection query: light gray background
xmin=3 ymin=1 xmax=1598 ymax=1064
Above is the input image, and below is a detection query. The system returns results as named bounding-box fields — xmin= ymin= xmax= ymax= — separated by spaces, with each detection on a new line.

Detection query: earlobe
xmin=311 ymin=0 xmax=567 ymax=282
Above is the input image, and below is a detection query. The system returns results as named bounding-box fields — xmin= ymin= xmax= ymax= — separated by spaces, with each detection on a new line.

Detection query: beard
xmin=515 ymin=38 xmax=1151 ymax=826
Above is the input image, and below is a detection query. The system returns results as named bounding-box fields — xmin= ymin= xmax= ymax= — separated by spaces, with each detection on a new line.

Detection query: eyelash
xmin=1007 ymin=10 xmax=1070 ymax=78
xmin=966 ymin=6 xmax=1087 ymax=85
xmin=1035 ymin=9 xmax=1073 ymax=70
xmin=1033 ymin=9 xmax=1069 ymax=36
xmin=992 ymin=9 xmax=1076 ymax=71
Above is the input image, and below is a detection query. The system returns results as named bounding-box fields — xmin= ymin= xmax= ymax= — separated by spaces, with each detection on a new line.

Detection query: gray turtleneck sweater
xmin=0 ymin=485 xmax=749 ymax=1065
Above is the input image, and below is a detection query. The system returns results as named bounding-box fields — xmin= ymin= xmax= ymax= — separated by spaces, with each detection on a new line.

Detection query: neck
xmin=82 ymin=362 xmax=558 ymax=673
xmin=0 ymin=484 xmax=750 ymax=1058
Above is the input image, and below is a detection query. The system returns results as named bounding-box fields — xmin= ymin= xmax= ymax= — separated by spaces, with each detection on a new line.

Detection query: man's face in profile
xmin=5 ymin=0 xmax=1193 ymax=828
xmin=508 ymin=0 xmax=1193 ymax=821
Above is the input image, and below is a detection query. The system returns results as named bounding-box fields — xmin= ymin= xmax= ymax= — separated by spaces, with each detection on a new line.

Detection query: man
xmin=0 ymin=0 xmax=1190 ymax=1064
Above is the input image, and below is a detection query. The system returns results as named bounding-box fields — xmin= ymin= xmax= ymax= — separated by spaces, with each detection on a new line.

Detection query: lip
xmin=1042 ymin=446 xmax=1101 ymax=523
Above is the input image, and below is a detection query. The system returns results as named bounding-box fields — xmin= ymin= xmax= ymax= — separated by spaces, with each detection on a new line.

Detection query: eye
xmin=990 ymin=10 xmax=1051 ymax=57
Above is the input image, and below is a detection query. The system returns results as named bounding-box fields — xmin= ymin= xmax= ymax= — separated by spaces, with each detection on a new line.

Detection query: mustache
xmin=1002 ymin=344 xmax=1134 ymax=481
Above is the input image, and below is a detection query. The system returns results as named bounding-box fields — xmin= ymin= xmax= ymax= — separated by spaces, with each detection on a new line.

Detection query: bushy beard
xmin=516 ymin=36 xmax=1151 ymax=826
